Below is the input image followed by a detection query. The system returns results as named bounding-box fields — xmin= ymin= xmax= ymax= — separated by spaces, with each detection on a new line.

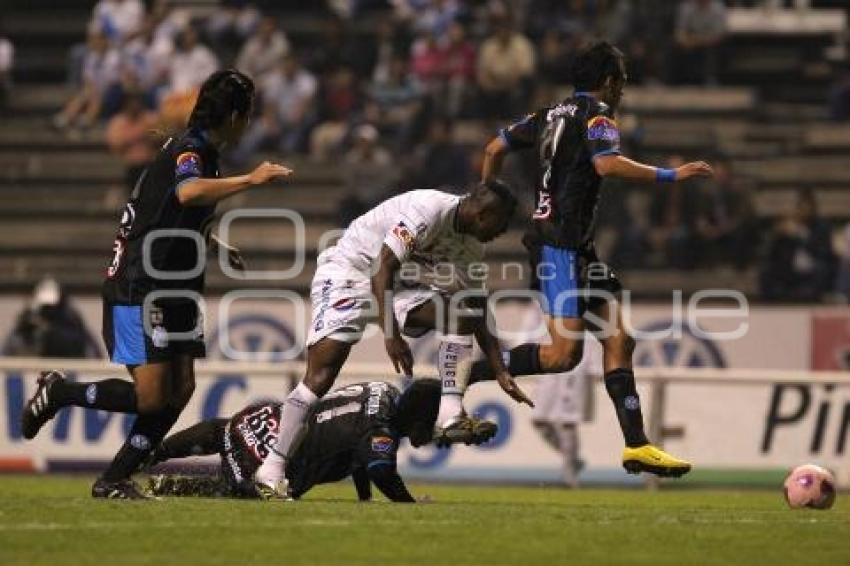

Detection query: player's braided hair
xmin=570 ymin=40 xmax=625 ymax=92
xmin=188 ymin=69 xmax=255 ymax=131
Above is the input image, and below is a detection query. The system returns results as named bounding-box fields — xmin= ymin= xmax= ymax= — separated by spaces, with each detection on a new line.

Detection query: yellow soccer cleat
xmin=622 ymin=444 xmax=692 ymax=478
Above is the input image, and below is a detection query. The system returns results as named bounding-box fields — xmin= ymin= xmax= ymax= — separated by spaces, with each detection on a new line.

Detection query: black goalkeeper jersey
xmin=102 ymin=128 xmax=219 ymax=305
xmin=224 ymin=382 xmax=402 ymax=498
xmin=499 ymin=92 xmax=621 ymax=249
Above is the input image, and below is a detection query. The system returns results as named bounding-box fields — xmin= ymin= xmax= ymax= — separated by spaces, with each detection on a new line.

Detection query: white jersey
xmin=327 ymin=189 xmax=485 ymax=293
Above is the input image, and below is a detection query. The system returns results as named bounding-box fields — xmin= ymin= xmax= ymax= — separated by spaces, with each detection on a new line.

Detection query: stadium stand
xmin=1 ymin=1 xmax=850 ymax=301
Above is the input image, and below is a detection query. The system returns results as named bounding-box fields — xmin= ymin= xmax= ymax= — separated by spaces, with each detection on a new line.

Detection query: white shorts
xmin=306 ymin=253 xmax=439 ymax=347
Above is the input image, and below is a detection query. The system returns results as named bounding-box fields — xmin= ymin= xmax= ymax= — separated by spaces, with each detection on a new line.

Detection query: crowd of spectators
xmin=27 ymin=0 xmax=850 ymax=302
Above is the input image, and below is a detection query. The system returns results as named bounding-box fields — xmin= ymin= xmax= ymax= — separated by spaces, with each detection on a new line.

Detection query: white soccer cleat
xmin=253 ymin=466 xmax=292 ymax=501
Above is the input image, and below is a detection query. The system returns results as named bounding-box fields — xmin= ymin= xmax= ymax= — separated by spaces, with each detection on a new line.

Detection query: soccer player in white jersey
xmin=254 ymin=180 xmax=534 ymax=498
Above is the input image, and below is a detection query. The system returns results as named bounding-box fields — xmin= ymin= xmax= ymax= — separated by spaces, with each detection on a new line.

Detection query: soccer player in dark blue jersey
xmin=21 ymin=70 xmax=293 ymax=498
xmin=478 ymin=42 xmax=713 ymax=477
xmin=145 ymin=379 xmax=441 ymax=502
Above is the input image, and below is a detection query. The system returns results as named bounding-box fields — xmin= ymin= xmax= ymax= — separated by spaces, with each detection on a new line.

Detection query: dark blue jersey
xmin=500 ymin=93 xmax=621 ymax=248
xmin=102 ymin=128 xmax=219 ymax=305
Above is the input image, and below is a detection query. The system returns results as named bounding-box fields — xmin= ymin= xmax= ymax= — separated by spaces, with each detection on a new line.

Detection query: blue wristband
xmin=656 ymin=168 xmax=676 ymax=183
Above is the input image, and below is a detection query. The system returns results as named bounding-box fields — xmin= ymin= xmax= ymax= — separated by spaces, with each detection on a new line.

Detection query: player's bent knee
xmin=540 ymin=342 xmax=583 ymax=373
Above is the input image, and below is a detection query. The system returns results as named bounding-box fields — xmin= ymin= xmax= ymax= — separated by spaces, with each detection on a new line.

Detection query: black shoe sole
xmin=21 ymin=372 xmax=62 ymax=440
xmin=623 ymin=459 xmax=692 ymax=478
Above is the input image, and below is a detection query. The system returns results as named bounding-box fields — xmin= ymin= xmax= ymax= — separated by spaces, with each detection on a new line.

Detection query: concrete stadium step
xmin=734 ymin=157 xmax=850 ymax=185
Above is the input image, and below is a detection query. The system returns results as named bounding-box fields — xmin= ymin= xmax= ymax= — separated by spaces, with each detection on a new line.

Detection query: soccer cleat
xmin=433 ymin=415 xmax=498 ymax=448
xmin=20 ymin=371 xmax=65 ymax=440
xmin=145 ymin=474 xmax=229 ymax=498
xmin=622 ymin=444 xmax=692 ymax=478
xmin=253 ymin=478 xmax=293 ymax=501
xmin=92 ymin=478 xmax=152 ymax=500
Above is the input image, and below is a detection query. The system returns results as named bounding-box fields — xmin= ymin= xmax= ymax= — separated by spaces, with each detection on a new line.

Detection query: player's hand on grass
xmin=385 ymin=334 xmax=413 ymax=375
xmin=496 ymin=371 xmax=534 ymax=407
xmin=248 ymin=161 xmax=293 ymax=185
xmin=675 ymin=161 xmax=713 ymax=181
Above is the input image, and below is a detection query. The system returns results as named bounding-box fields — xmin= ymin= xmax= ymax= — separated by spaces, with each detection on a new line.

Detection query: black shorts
xmin=524 ymin=235 xmax=622 ymax=318
xmin=102 ymin=300 xmax=205 ymax=365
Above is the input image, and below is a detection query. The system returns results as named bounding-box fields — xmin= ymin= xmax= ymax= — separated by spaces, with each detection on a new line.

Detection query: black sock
xmin=469 ymin=344 xmax=541 ymax=384
xmin=52 ymin=379 xmax=137 ymax=413
xmin=158 ymin=419 xmax=227 ymax=462
xmin=101 ymin=406 xmax=183 ymax=482
xmin=604 ymin=368 xmax=649 ymax=448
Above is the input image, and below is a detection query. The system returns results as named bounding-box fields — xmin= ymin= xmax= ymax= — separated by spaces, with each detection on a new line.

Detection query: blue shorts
xmin=530 ymin=244 xmax=622 ymax=318
xmin=537 ymin=246 xmax=581 ymax=317
xmin=102 ymin=301 xmax=205 ymax=365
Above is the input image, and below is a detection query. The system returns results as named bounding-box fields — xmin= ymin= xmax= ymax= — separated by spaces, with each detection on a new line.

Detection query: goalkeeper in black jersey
xmin=145 ymin=379 xmax=441 ymax=502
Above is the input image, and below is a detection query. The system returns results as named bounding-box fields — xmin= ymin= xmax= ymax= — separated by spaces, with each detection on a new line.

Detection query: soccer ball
xmin=783 ymin=464 xmax=836 ymax=510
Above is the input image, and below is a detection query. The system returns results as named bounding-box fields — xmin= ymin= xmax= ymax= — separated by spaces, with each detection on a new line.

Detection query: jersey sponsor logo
xmin=176 ymin=151 xmax=202 ymax=177
xmin=236 ymin=405 xmax=280 ymax=461
xmin=391 ymin=221 xmax=416 ymax=251
xmin=371 ymin=436 xmax=395 ymax=454
xmin=332 ymin=297 xmax=357 ymax=311
xmin=586 ymin=116 xmax=619 ymax=142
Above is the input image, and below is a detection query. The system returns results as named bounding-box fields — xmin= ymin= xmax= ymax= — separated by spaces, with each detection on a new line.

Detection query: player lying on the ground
xmin=475 ymin=41 xmax=714 ymax=478
xmin=254 ymin=181 xmax=534 ymax=499
xmin=144 ymin=379 xmax=441 ymax=502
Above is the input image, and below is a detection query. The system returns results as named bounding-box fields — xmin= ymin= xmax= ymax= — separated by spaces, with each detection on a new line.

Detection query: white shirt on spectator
xmin=236 ymin=31 xmax=290 ymax=80
xmin=260 ymin=68 xmax=317 ymax=123
xmin=533 ymin=336 xmax=603 ymax=425
xmin=0 ymin=38 xmax=13 ymax=73
xmin=83 ymin=48 xmax=122 ymax=94
xmin=123 ymin=36 xmax=173 ymax=90
xmin=90 ymin=0 xmax=145 ymax=42
xmin=169 ymin=45 xmax=219 ymax=93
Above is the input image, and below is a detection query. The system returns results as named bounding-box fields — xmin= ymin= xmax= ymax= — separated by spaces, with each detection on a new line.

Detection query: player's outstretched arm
xmin=467 ymin=294 xmax=534 ymax=407
xmin=176 ymin=161 xmax=293 ymax=206
xmin=367 ymin=463 xmax=416 ymax=503
xmin=593 ymin=154 xmax=713 ymax=183
xmin=352 ymin=466 xmax=373 ymax=502
xmin=371 ymin=244 xmax=414 ymax=376
xmin=482 ymin=135 xmax=509 ymax=182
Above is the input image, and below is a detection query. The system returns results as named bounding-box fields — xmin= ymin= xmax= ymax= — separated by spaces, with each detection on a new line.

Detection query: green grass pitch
xmin=1 ymin=475 xmax=848 ymax=565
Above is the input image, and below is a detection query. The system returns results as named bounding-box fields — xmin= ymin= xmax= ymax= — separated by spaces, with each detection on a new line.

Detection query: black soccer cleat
xmin=20 ymin=371 xmax=65 ymax=440
xmin=92 ymin=478 xmax=152 ymax=500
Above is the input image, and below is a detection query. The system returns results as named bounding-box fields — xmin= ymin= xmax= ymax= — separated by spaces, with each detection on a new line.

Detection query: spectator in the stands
xmin=54 ymin=31 xmax=123 ymax=133
xmin=439 ymin=21 xmax=476 ymax=117
xmin=760 ymin=189 xmax=837 ymax=302
xmin=408 ymin=117 xmax=471 ymax=190
xmin=235 ymin=15 xmax=289 ymax=80
xmin=368 ymin=54 xmax=423 ymax=143
xmin=371 ymin=16 xmax=411 ymax=84
xmin=0 ymin=24 xmax=13 ymax=112
xmin=231 ymin=52 xmax=317 ymax=162
xmin=90 ymin=0 xmax=145 ymax=44
xmin=310 ymin=66 xmax=362 ymax=160
xmin=476 ymin=14 xmax=535 ymax=119
xmin=308 ymin=16 xmax=374 ymax=78
xmin=395 ymin=0 xmax=462 ymax=38
xmin=673 ymin=0 xmax=726 ymax=85
xmin=105 ymin=92 xmax=158 ymax=193
xmin=338 ymin=124 xmax=397 ymax=226
xmin=168 ymin=27 xmax=219 ymax=95
xmin=2 ymin=277 xmax=100 ymax=359
xmin=122 ymin=17 xmax=174 ymax=105
xmin=648 ymin=155 xmax=700 ymax=268
xmin=205 ymin=0 xmax=260 ymax=58
xmin=693 ymin=158 xmax=759 ymax=269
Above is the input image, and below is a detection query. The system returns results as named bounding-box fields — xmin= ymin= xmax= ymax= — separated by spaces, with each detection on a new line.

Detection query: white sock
xmin=255 ymin=382 xmax=318 ymax=485
xmin=436 ymin=334 xmax=474 ymax=426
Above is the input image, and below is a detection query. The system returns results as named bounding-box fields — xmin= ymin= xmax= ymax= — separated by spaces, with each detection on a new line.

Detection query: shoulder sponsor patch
xmin=586 ymin=116 xmax=619 ymax=142
xmin=391 ymin=221 xmax=416 ymax=251
xmin=176 ymin=151 xmax=202 ymax=177
xmin=371 ymin=436 xmax=395 ymax=454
